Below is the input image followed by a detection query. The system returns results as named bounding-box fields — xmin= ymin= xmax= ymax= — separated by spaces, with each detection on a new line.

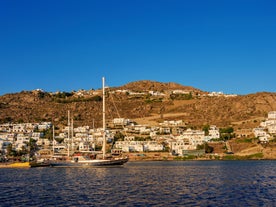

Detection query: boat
xmin=50 ymin=77 xmax=128 ymax=167
xmin=0 ymin=162 xmax=30 ymax=168
xmin=30 ymin=159 xmax=51 ymax=167
xmin=50 ymin=153 xmax=128 ymax=167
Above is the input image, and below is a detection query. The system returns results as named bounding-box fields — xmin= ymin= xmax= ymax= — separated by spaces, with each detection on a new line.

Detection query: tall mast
xmin=71 ymin=118 xmax=74 ymax=153
xmin=102 ymin=77 xmax=106 ymax=158
xmin=67 ymin=110 xmax=70 ymax=157
xmin=52 ymin=125 xmax=55 ymax=155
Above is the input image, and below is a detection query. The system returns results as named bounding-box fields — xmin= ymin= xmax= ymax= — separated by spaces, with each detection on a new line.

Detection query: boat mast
xmin=52 ymin=125 xmax=55 ymax=156
xmin=67 ymin=110 xmax=70 ymax=157
xmin=71 ymin=117 xmax=74 ymax=153
xmin=102 ymin=77 xmax=106 ymax=158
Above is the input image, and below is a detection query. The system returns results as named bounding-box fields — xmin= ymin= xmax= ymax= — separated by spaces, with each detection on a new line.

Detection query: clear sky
xmin=0 ymin=0 xmax=275 ymax=95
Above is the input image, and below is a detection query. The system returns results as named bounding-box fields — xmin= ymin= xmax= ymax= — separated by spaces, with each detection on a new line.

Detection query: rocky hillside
xmin=0 ymin=81 xmax=275 ymax=130
xmin=117 ymin=80 xmax=202 ymax=93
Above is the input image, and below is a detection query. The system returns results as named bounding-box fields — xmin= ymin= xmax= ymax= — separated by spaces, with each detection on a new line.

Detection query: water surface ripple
xmin=0 ymin=161 xmax=275 ymax=206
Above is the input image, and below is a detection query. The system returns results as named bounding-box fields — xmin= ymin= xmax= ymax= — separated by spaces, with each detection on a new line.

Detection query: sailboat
xmin=50 ymin=77 xmax=128 ymax=167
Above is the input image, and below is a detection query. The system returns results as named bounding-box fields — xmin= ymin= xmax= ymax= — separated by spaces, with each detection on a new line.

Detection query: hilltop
xmin=118 ymin=80 xmax=202 ymax=93
xmin=0 ymin=80 xmax=275 ymax=132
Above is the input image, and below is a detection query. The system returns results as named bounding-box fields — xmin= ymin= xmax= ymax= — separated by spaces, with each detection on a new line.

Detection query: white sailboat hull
xmin=50 ymin=157 xmax=129 ymax=167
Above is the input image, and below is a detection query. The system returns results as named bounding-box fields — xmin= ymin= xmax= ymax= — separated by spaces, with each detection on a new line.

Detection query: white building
xmin=113 ymin=118 xmax=132 ymax=126
xmin=182 ymin=129 xmax=205 ymax=146
xmin=114 ymin=140 xmax=163 ymax=152
xmin=31 ymin=132 xmax=44 ymax=140
xmin=37 ymin=122 xmax=52 ymax=130
xmin=268 ymin=125 xmax=276 ymax=134
xmin=253 ymin=127 xmax=270 ymax=142
xmin=170 ymin=140 xmax=195 ymax=155
xmin=207 ymin=125 xmax=220 ymax=140
xmin=0 ymin=123 xmax=13 ymax=133
xmin=172 ymin=90 xmax=190 ymax=95
xmin=74 ymin=126 xmax=90 ymax=133
xmin=253 ymin=128 xmax=267 ymax=137
xmin=259 ymin=111 xmax=276 ymax=136
xmin=268 ymin=111 xmax=276 ymax=120
xmin=149 ymin=91 xmax=165 ymax=96
xmin=161 ymin=120 xmax=183 ymax=126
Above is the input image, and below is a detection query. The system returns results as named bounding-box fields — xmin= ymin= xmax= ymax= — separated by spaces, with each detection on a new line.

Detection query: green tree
xmin=43 ymin=128 xmax=52 ymax=140
xmin=196 ymin=143 xmax=214 ymax=153
xmin=202 ymin=125 xmax=210 ymax=136
xmin=6 ymin=143 xmax=13 ymax=156
xmin=220 ymin=127 xmax=235 ymax=141
xmin=114 ymin=131 xmax=125 ymax=142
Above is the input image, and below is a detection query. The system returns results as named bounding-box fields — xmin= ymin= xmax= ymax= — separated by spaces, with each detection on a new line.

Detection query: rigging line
xmin=107 ymin=85 xmax=129 ymax=138
xmin=109 ymin=88 xmax=121 ymax=119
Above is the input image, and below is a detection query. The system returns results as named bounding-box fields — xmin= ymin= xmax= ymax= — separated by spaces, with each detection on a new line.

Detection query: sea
xmin=0 ymin=160 xmax=275 ymax=207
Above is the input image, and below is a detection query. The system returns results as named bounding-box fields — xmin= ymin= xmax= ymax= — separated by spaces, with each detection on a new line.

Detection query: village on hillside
xmin=0 ymin=110 xmax=275 ymax=161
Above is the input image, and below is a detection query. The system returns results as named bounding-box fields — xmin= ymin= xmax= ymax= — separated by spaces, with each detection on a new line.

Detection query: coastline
xmin=125 ymin=150 xmax=276 ymax=162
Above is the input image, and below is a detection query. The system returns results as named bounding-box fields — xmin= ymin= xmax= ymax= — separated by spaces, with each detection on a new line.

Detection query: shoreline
xmin=125 ymin=151 xmax=276 ymax=162
xmin=1 ymin=158 xmax=275 ymax=168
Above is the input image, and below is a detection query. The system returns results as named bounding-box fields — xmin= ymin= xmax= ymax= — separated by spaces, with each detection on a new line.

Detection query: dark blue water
xmin=0 ymin=161 xmax=275 ymax=207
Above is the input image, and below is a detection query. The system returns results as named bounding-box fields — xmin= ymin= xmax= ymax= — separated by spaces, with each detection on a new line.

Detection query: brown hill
xmin=118 ymin=80 xmax=202 ymax=92
xmin=0 ymin=81 xmax=275 ymax=131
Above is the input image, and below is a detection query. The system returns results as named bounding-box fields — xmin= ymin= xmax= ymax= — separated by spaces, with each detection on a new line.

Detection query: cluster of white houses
xmin=1 ymin=111 xmax=276 ymax=156
xmin=0 ymin=122 xmax=52 ymax=152
xmin=0 ymin=120 xmax=219 ymax=156
xmin=253 ymin=111 xmax=276 ymax=143
xmin=73 ymin=88 xmax=237 ymax=98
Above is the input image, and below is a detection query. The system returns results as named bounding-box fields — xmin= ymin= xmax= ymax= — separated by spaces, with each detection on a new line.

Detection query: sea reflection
xmin=0 ymin=161 xmax=275 ymax=206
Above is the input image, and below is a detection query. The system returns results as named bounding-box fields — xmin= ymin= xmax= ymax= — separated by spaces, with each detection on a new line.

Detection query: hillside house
xmin=37 ymin=122 xmax=52 ymax=130
xmin=0 ymin=123 xmax=13 ymax=133
xmin=113 ymin=118 xmax=132 ymax=127
xmin=31 ymin=132 xmax=44 ymax=140
xmin=206 ymin=125 xmax=220 ymax=140
xmin=258 ymin=111 xmax=276 ymax=137
xmin=114 ymin=140 xmax=163 ymax=152
xmin=253 ymin=128 xmax=270 ymax=143
xmin=170 ymin=140 xmax=195 ymax=155
xmin=182 ymin=129 xmax=205 ymax=146
xmin=149 ymin=91 xmax=165 ymax=96
xmin=172 ymin=90 xmax=190 ymax=94
xmin=268 ymin=111 xmax=276 ymax=119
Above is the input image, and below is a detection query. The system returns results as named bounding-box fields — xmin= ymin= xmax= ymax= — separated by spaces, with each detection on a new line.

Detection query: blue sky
xmin=0 ymin=0 xmax=275 ymax=95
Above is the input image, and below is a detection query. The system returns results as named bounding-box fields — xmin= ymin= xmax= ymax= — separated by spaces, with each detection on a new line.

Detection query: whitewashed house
xmin=14 ymin=133 xmax=30 ymax=150
xmin=143 ymin=141 xmax=164 ymax=152
xmin=159 ymin=127 xmax=171 ymax=134
xmin=268 ymin=111 xmax=276 ymax=119
xmin=170 ymin=140 xmax=195 ymax=155
xmin=13 ymin=124 xmax=28 ymax=133
xmin=114 ymin=140 xmax=163 ymax=152
xmin=268 ymin=125 xmax=276 ymax=134
xmin=0 ymin=123 xmax=13 ymax=133
xmin=205 ymin=125 xmax=220 ymax=141
xmin=253 ymin=128 xmax=270 ymax=142
xmin=172 ymin=90 xmax=190 ymax=94
xmin=182 ymin=129 xmax=205 ymax=146
xmin=38 ymin=122 xmax=52 ymax=130
xmin=74 ymin=126 xmax=90 ymax=133
xmin=31 ymin=132 xmax=44 ymax=140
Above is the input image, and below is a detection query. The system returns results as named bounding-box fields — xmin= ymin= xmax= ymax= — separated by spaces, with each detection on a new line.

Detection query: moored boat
xmin=30 ymin=159 xmax=51 ymax=167
xmin=0 ymin=162 xmax=30 ymax=168
xmin=50 ymin=153 xmax=128 ymax=167
xmin=50 ymin=77 xmax=128 ymax=167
